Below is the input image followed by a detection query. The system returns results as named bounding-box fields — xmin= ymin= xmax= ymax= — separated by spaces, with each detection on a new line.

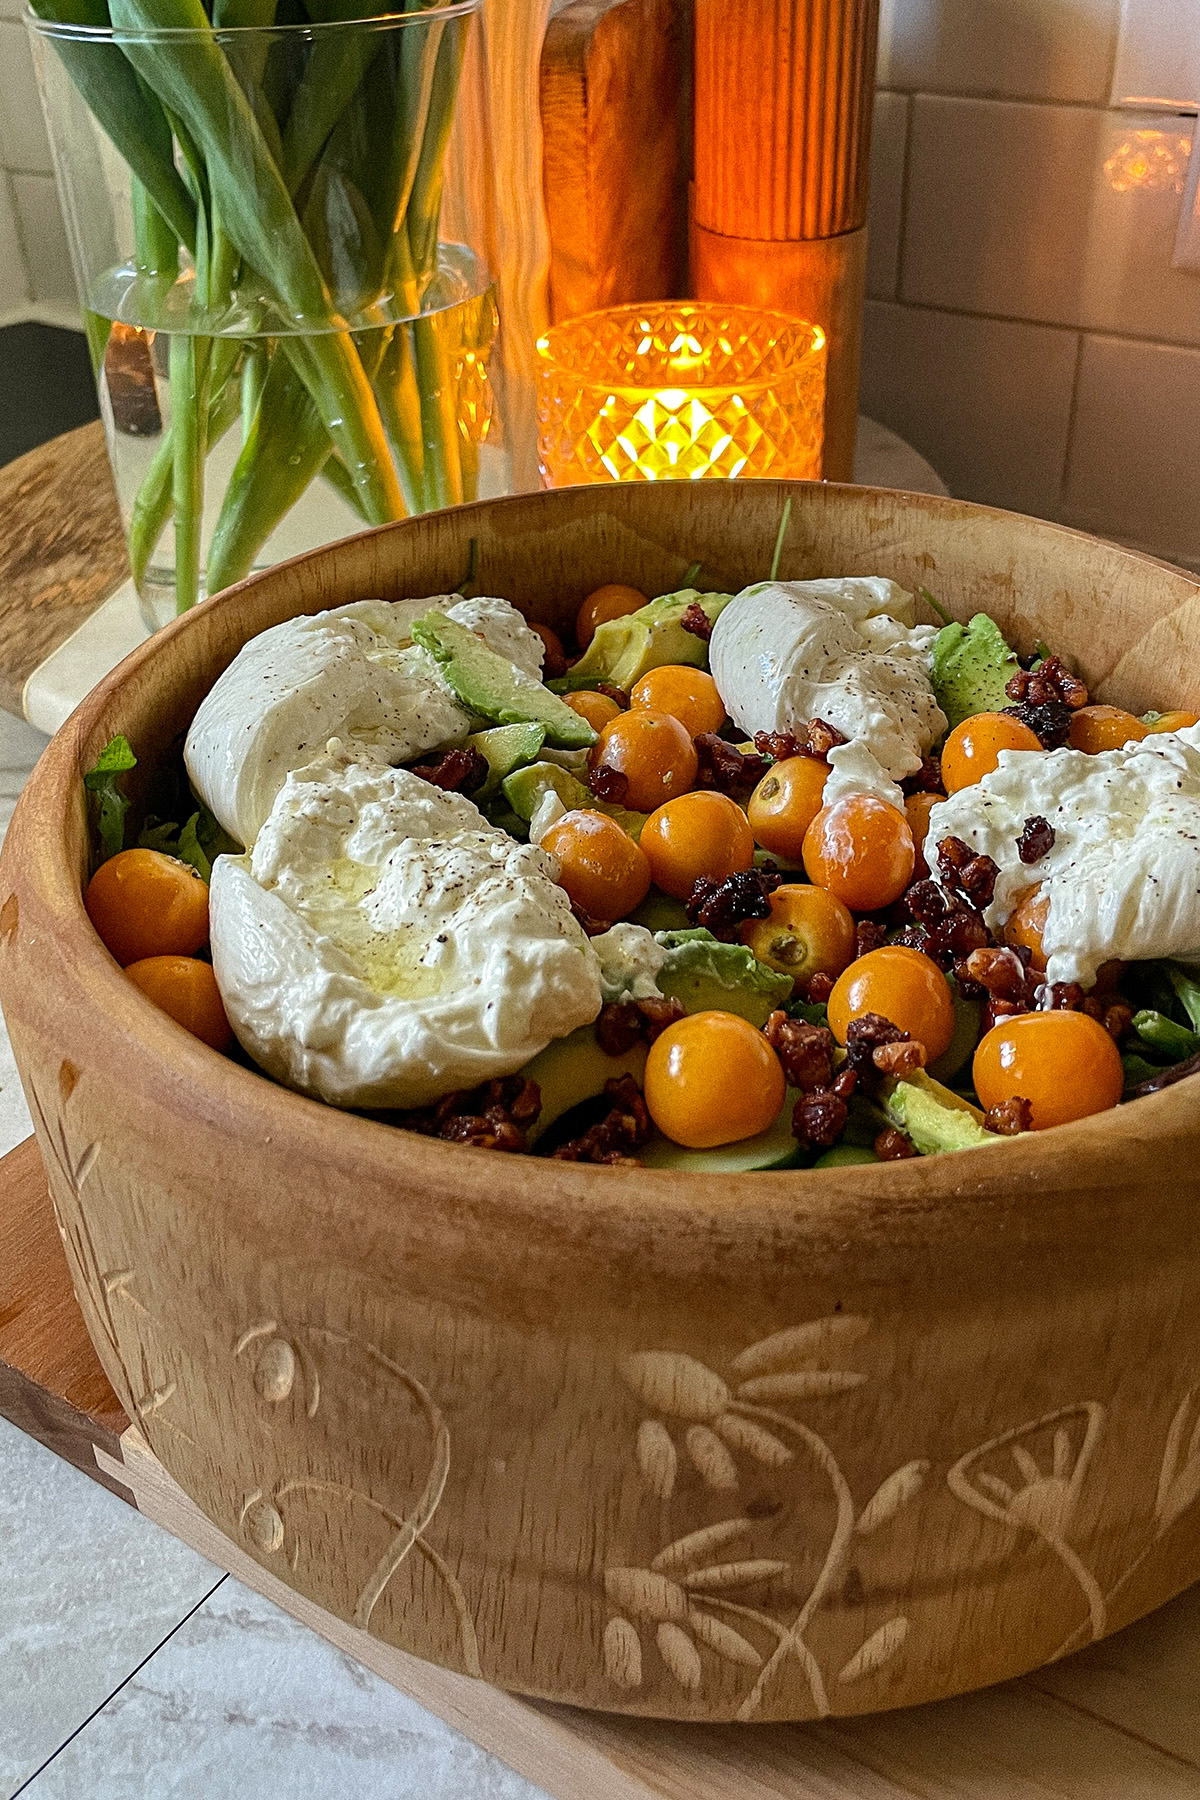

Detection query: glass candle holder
xmin=536 ymin=301 xmax=826 ymax=487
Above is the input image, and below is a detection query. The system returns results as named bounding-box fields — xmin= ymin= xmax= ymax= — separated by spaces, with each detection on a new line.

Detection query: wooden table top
xmin=0 ymin=423 xmax=129 ymax=719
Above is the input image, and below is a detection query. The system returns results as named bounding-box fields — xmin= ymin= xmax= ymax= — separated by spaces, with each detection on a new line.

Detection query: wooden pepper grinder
xmin=690 ymin=0 xmax=879 ymax=480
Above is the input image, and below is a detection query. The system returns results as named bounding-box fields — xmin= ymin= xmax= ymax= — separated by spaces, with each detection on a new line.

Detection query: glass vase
xmin=29 ymin=1 xmax=502 ymax=632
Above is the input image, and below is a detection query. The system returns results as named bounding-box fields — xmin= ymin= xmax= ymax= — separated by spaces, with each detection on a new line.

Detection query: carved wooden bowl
xmin=4 ymin=481 xmax=1200 ymax=1723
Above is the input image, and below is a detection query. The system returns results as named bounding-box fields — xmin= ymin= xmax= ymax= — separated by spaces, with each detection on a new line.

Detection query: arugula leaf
xmin=1168 ymin=965 xmax=1200 ymax=1034
xmin=919 ymin=585 xmax=952 ymax=625
xmin=83 ymin=735 xmax=137 ymax=861
xmin=137 ymin=801 xmax=239 ymax=884
xmin=1132 ymin=1008 xmax=1200 ymax=1063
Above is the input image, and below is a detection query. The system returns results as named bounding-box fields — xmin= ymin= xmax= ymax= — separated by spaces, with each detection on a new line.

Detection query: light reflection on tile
xmin=0 ymin=1419 xmax=224 ymax=1796
xmin=22 ymin=1578 xmax=552 ymax=1800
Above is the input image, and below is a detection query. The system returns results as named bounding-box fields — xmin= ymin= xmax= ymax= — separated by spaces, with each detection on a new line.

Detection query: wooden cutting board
xmin=3 ymin=1131 xmax=1200 ymax=1797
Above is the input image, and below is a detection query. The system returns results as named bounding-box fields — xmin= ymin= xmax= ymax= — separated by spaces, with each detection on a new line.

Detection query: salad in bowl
xmin=81 ymin=556 xmax=1200 ymax=1175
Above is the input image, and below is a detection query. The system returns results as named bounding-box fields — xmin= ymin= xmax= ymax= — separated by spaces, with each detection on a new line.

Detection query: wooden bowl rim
xmin=10 ymin=479 xmax=1200 ymax=1237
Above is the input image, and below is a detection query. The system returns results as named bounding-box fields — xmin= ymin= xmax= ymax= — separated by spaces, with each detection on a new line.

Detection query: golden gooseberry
xmin=644 ymin=1011 xmax=786 ymax=1148
xmin=827 ymin=945 xmax=955 ymax=1063
xmin=747 ymin=756 xmax=829 ymax=863
xmin=576 ymin=583 xmax=646 ymax=649
xmin=1068 ymin=705 xmax=1149 ymax=754
xmin=590 ymin=708 xmax=698 ymax=813
xmin=1145 ymin=710 xmax=1200 ymax=734
xmin=1002 ymin=884 xmax=1050 ymax=972
xmin=125 ymin=955 xmax=233 ymax=1052
xmin=904 ymin=791 xmax=942 ymax=879
xmin=563 ymin=689 xmax=622 ymax=731
xmin=640 ymin=790 xmax=754 ymax=900
xmin=630 ymin=665 xmax=726 ymax=738
xmin=85 ymin=847 xmax=210 ymax=968
xmin=741 ymin=884 xmax=856 ymax=991
xmin=541 ymin=810 xmax=650 ymax=923
xmin=802 ymin=795 xmax=915 ymax=912
xmin=941 ymin=713 xmax=1042 ymax=793
xmin=973 ymin=1010 xmax=1124 ymax=1130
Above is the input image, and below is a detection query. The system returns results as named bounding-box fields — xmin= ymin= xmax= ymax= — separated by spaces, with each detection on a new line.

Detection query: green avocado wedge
xmin=655 ymin=928 xmax=794 ymax=1027
xmin=882 ymin=1069 xmax=1000 ymax=1154
xmin=502 ymin=761 xmax=648 ymax=841
xmin=412 ymin=612 xmax=598 ymax=749
xmin=553 ymin=589 xmax=734 ymax=694
xmin=521 ymin=1027 xmax=648 ymax=1146
xmin=930 ymin=612 xmax=1021 ymax=731
xmin=465 ymin=722 xmax=547 ymax=799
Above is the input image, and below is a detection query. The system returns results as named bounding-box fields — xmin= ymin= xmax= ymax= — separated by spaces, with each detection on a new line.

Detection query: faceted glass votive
xmin=536 ymin=301 xmax=826 ymax=487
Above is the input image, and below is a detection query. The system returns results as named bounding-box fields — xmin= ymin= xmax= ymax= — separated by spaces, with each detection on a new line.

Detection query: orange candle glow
xmin=536 ymin=302 xmax=826 ymax=487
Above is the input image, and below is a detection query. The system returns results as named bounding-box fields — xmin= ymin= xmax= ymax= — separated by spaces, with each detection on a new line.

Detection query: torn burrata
xmin=927 ymin=724 xmax=1200 ymax=988
xmin=185 ymin=594 xmax=544 ymax=847
xmin=708 ymin=578 xmax=945 ymax=783
xmin=208 ymin=745 xmax=602 ymax=1108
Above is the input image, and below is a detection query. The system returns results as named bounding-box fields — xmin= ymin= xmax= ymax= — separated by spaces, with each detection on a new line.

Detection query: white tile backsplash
xmin=860 ymin=299 xmax=1080 ymax=516
xmin=901 ymin=97 xmax=1200 ymax=347
xmin=0 ymin=168 xmax=29 ymax=312
xmin=12 ymin=170 xmax=77 ymax=307
xmin=0 ymin=20 xmax=53 ymax=175
xmin=867 ymin=90 xmax=909 ymax=300
xmin=1061 ymin=333 xmax=1200 ymax=563
xmin=878 ymin=0 xmax=1123 ymax=105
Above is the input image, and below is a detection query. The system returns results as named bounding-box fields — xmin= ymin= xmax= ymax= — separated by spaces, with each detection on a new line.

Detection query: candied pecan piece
xmin=983 ymin=1095 xmax=1032 ymax=1135
xmin=537 ymin=635 xmax=568 ymax=682
xmin=957 ymin=945 xmax=1029 ymax=1003
xmin=1016 ymin=815 xmax=1055 ymax=864
xmin=936 ymin=836 xmax=999 ymax=909
xmin=587 ymin=762 xmax=630 ymax=804
xmin=855 ymin=919 xmax=888 ymax=959
xmin=982 ymin=996 xmax=1025 ymax=1033
xmin=1006 ymin=654 xmax=1088 ymax=711
xmin=830 ymin=1067 xmax=858 ymax=1100
xmin=687 ymin=864 xmax=783 ymax=940
xmin=679 ymin=601 xmax=713 ymax=642
xmin=695 ymin=733 xmax=772 ymax=798
xmin=763 ymin=1012 xmax=835 ymax=1091
xmin=753 ymin=730 xmax=807 ymax=762
xmin=805 ymin=717 xmax=849 ymax=758
xmin=410 ymin=745 xmax=489 ymax=794
xmin=801 ymin=970 xmax=835 ymax=1004
xmin=901 ymin=756 xmax=946 ymax=797
xmin=844 ymin=1012 xmax=906 ymax=1078
xmin=1035 ymin=980 xmax=1084 ymax=1011
xmin=571 ymin=900 xmax=614 ymax=937
xmin=595 ymin=1001 xmax=644 ymax=1055
xmin=874 ymin=1127 xmax=917 ymax=1160
xmin=793 ymin=1088 xmax=848 ymax=1150
xmin=904 ymin=879 xmax=951 ymax=925
xmin=596 ymin=682 xmax=629 ymax=708
xmin=872 ymin=1039 xmax=927 ymax=1076
xmin=1102 ymin=1001 xmax=1134 ymax=1042
xmin=553 ymin=1074 xmax=651 ymax=1162
xmin=638 ymin=996 xmax=687 ymax=1040
xmin=405 ymin=1074 xmax=542 ymax=1152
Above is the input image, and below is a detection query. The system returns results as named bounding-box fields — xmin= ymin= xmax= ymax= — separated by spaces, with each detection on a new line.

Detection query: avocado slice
xmin=930 ymin=613 xmax=1021 ymax=731
xmin=630 ymin=891 xmax=690 ymax=932
xmin=412 ymin=613 xmax=597 ymax=749
xmin=927 ymin=986 xmax=982 ymax=1084
xmin=466 ymin=722 xmax=546 ymax=799
xmin=639 ymin=1093 xmax=799 ymax=1172
xmin=882 ymin=1069 xmax=1001 ymax=1154
xmin=554 ymin=589 xmax=734 ymax=694
xmin=521 ymin=1026 xmax=648 ymax=1146
xmin=502 ymin=761 xmax=648 ymax=841
xmin=813 ymin=1144 xmax=879 ymax=1168
xmin=655 ymin=928 xmax=793 ymax=1027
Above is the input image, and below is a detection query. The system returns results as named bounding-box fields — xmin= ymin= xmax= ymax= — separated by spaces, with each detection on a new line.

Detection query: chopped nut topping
xmin=595 ymin=996 xmax=686 ymax=1055
xmin=844 ymin=1012 xmax=907 ymax=1078
xmin=754 ymin=718 xmax=848 ymax=763
xmin=679 ymin=602 xmax=713 ymax=642
xmin=763 ymin=1012 xmax=835 ymax=1091
xmin=587 ymin=763 xmax=630 ymax=804
xmin=1006 ymin=654 xmax=1088 ymax=711
xmin=686 ymin=864 xmax=783 ymax=940
xmin=901 ymin=756 xmax=946 ymax=797
xmin=1016 ymin=815 xmax=1055 ymax=864
xmin=957 ymin=945 xmax=1029 ymax=1002
xmin=410 ymin=746 xmax=489 ymax=794
xmin=793 ymin=1089 xmax=848 ymax=1150
xmin=983 ymin=1095 xmax=1032 ymax=1135
xmin=854 ymin=920 xmax=888 ymax=959
xmin=694 ymin=734 xmax=772 ymax=798
xmin=874 ymin=1127 xmax=918 ymax=1161
xmin=401 ymin=1075 xmax=541 ymax=1152
xmin=595 ymin=682 xmax=629 ymax=708
xmin=802 ymin=971 xmax=835 ymax=1004
xmin=552 ymin=1073 xmax=650 ymax=1163
xmin=570 ymin=900 xmax=614 ymax=937
xmin=872 ymin=1039 xmax=927 ymax=1076
xmin=937 ymin=835 xmax=999 ymax=910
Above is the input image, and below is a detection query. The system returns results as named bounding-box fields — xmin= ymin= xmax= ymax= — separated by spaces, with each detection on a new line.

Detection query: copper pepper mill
xmin=691 ymin=0 xmax=880 ymax=480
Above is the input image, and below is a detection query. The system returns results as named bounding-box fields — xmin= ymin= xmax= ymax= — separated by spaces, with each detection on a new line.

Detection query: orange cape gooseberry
xmin=644 ymin=1010 xmax=786 ymax=1147
xmin=747 ymin=756 xmax=828 ymax=863
xmin=802 ymin=794 xmax=915 ymax=912
xmin=827 ymin=945 xmax=955 ymax=1063
xmin=741 ymin=884 xmax=856 ymax=990
xmin=630 ymin=665 xmax=726 ymax=738
xmin=125 ymin=955 xmax=233 ymax=1052
xmin=973 ymin=1009 xmax=1123 ymax=1130
xmin=1146 ymin=710 xmax=1200 ymax=734
xmin=904 ymin=791 xmax=942 ymax=878
xmin=1002 ymin=884 xmax=1050 ymax=971
xmin=1068 ymin=705 xmax=1149 ymax=754
xmin=563 ymin=689 xmax=623 ymax=732
xmin=941 ymin=713 xmax=1042 ymax=793
xmin=590 ymin=708 xmax=698 ymax=813
xmin=576 ymin=583 xmax=646 ymax=649
xmin=540 ymin=809 xmax=650 ymax=923
xmin=85 ymin=847 xmax=211 ymax=967
xmin=640 ymin=790 xmax=754 ymax=899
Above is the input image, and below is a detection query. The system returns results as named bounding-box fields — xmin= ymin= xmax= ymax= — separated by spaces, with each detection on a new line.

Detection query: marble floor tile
xmin=22 ymin=1578 xmax=551 ymax=1800
xmin=0 ymin=1420 xmax=224 ymax=1797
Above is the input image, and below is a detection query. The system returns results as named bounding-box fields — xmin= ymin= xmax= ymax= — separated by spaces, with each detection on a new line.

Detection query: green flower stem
xmin=110 ymin=0 xmax=404 ymax=524
xmin=127 ymin=355 xmax=244 ymax=590
xmin=414 ymin=311 xmax=461 ymax=509
xmin=170 ymin=330 xmax=209 ymax=613
xmin=132 ymin=174 xmax=179 ymax=276
xmin=241 ymin=340 xmax=268 ymax=437
xmin=374 ymin=324 xmax=425 ymax=513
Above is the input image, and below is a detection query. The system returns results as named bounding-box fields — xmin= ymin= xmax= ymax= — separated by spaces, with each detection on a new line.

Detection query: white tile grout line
xmin=6 ymin=1573 xmax=229 ymax=1800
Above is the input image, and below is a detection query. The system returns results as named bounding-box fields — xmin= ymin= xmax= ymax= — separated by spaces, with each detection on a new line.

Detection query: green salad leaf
xmin=930 ymin=613 xmax=1021 ymax=731
xmin=83 ymin=735 xmax=137 ymax=861
xmin=138 ymin=804 xmax=239 ymax=883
